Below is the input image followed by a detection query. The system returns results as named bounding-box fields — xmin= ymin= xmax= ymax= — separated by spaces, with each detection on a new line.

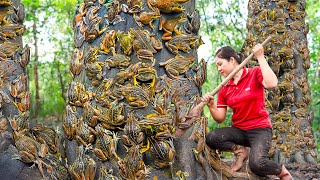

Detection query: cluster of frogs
xmin=64 ymin=0 xmax=209 ymax=179
xmin=0 ymin=0 xmax=30 ymax=112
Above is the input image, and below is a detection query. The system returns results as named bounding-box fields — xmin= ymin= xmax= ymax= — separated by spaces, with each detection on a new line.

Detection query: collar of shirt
xmin=226 ymin=67 xmax=248 ymax=86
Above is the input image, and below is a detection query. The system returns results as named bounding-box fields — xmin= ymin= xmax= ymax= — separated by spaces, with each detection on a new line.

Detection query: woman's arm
xmin=201 ymin=93 xmax=227 ymax=123
xmin=252 ymin=44 xmax=278 ymax=89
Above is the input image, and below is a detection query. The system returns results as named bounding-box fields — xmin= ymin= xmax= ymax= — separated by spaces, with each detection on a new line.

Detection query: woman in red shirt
xmin=202 ymin=44 xmax=292 ymax=180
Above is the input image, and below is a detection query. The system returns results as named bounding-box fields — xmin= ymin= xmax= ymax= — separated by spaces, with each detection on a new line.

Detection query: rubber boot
xmin=231 ymin=145 xmax=248 ymax=171
xmin=278 ymin=164 xmax=293 ymax=180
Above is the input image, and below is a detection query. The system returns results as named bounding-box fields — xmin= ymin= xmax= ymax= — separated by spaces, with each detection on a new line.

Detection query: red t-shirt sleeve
xmin=217 ymin=87 xmax=227 ymax=108
xmin=255 ymin=67 xmax=264 ymax=85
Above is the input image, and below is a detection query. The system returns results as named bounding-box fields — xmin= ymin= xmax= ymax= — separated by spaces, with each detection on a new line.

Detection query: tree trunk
xmin=0 ymin=0 xmax=43 ymax=179
xmin=62 ymin=0 xmax=265 ymax=179
xmin=242 ymin=0 xmax=317 ymax=164
xmin=32 ymin=11 xmax=41 ymax=119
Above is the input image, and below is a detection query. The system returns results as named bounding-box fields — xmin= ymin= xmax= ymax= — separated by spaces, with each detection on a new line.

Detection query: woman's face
xmin=214 ymin=57 xmax=236 ymax=77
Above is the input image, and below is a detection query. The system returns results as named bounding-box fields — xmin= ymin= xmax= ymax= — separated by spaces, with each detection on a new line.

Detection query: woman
xmin=201 ymin=44 xmax=292 ymax=179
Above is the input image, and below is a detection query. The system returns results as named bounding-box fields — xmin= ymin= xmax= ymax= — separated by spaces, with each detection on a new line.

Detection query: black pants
xmin=206 ymin=127 xmax=282 ymax=177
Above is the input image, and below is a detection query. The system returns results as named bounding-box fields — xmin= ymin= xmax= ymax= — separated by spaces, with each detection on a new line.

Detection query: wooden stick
xmin=174 ymin=36 xmax=272 ymax=138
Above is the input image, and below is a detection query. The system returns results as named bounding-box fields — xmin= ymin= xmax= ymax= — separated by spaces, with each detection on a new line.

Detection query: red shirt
xmin=217 ymin=67 xmax=272 ymax=130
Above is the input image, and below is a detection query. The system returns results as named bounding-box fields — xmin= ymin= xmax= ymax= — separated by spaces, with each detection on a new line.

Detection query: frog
xmin=117 ymin=30 xmax=134 ymax=55
xmin=0 ymin=41 xmax=21 ymax=60
xmin=10 ymin=74 xmax=26 ymax=98
xmin=288 ymin=20 xmax=304 ymax=31
xmin=133 ymin=11 xmax=161 ymax=30
xmin=0 ymin=0 xmax=11 ymax=7
xmin=17 ymin=44 xmax=30 ymax=68
xmin=62 ymin=105 xmax=78 ymax=140
xmin=69 ymin=145 xmax=89 ymax=180
xmin=0 ymin=62 xmax=16 ymax=89
xmin=30 ymin=124 xmax=60 ymax=154
xmin=11 ymin=129 xmax=51 ymax=178
xmin=147 ymin=0 xmax=190 ymax=13
xmin=83 ymin=5 xmax=99 ymax=26
xmin=0 ymin=23 xmax=26 ymax=40
xmin=70 ymin=48 xmax=84 ymax=78
xmin=8 ymin=112 xmax=29 ymax=132
xmin=105 ymin=49 xmax=131 ymax=70
xmin=73 ymin=21 xmax=85 ymax=48
xmin=83 ymin=17 xmax=108 ymax=42
xmin=280 ymin=93 xmax=294 ymax=107
xmin=165 ymin=34 xmax=203 ymax=54
xmin=15 ymin=91 xmax=30 ymax=112
xmin=0 ymin=7 xmax=14 ymax=25
xmin=159 ymin=54 xmax=195 ymax=79
xmin=83 ymin=101 xmax=99 ymax=127
xmin=149 ymin=138 xmax=175 ymax=169
xmin=104 ymin=0 xmax=122 ymax=24
xmin=86 ymin=60 xmax=104 ymax=86
xmin=193 ymin=58 xmax=207 ymax=88
xmin=132 ymin=62 xmax=157 ymax=89
xmin=121 ymin=113 xmax=145 ymax=148
xmin=289 ymin=10 xmax=306 ymax=20
xmin=117 ymin=145 xmax=147 ymax=180
xmin=94 ymin=100 xmax=126 ymax=130
xmin=94 ymin=78 xmax=115 ymax=107
xmin=130 ymin=28 xmax=162 ymax=61
xmin=159 ymin=15 xmax=187 ymax=41
xmin=114 ymin=84 xmax=150 ymax=109
xmin=100 ymin=30 xmax=116 ymax=54
xmin=98 ymin=166 xmax=120 ymax=180
xmin=67 ymin=81 xmax=92 ymax=107
xmin=121 ymin=0 xmax=143 ymax=14
xmin=184 ymin=9 xmax=200 ymax=34
xmin=93 ymin=124 xmax=120 ymax=161
xmin=75 ymin=118 xmax=96 ymax=148
xmin=71 ymin=3 xmax=87 ymax=29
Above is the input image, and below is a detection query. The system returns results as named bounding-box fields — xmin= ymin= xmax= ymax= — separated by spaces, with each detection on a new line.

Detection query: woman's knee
xmin=249 ymin=157 xmax=268 ymax=176
xmin=206 ymin=132 xmax=219 ymax=149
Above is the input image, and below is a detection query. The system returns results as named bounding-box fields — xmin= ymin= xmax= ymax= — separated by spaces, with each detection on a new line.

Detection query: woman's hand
xmin=252 ymin=44 xmax=264 ymax=59
xmin=201 ymin=93 xmax=215 ymax=107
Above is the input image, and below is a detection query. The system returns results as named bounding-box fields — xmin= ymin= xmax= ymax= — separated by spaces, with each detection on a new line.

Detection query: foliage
xmin=22 ymin=0 xmax=77 ymax=119
xmin=197 ymin=0 xmax=247 ymax=129
xmin=306 ymin=0 xmax=320 ymax=156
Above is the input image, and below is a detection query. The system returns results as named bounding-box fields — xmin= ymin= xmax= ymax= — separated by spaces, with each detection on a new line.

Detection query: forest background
xmin=21 ymin=0 xmax=320 ymax=159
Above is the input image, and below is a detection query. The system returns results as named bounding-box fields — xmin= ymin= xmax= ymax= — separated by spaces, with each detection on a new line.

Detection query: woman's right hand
xmin=201 ymin=93 xmax=215 ymax=107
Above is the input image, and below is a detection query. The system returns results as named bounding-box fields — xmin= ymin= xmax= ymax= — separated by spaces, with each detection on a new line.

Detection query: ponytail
xmin=215 ymin=46 xmax=244 ymax=64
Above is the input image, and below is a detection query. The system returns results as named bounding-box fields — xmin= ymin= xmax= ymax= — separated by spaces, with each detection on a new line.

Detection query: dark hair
xmin=214 ymin=46 xmax=244 ymax=64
